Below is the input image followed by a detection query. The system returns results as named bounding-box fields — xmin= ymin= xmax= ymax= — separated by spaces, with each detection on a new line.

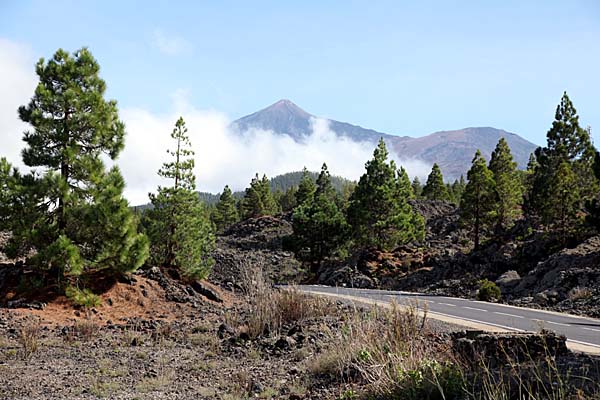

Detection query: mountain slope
xmin=231 ymin=99 xmax=394 ymax=142
xmin=231 ymin=99 xmax=539 ymax=179
xmin=390 ymin=127 xmax=537 ymax=178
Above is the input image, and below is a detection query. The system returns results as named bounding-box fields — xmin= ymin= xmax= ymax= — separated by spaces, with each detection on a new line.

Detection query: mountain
xmin=231 ymin=99 xmax=539 ymax=179
xmin=389 ymin=127 xmax=537 ymax=179
xmin=231 ymin=99 xmax=396 ymax=142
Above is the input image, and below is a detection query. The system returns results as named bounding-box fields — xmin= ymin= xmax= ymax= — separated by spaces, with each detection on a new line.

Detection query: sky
xmin=1 ymin=1 xmax=599 ymax=203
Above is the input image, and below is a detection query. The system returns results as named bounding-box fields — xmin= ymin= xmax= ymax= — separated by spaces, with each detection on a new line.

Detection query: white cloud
xmin=152 ymin=29 xmax=193 ymax=56
xmin=118 ymin=96 xmax=432 ymax=205
xmin=0 ymin=38 xmax=37 ymax=170
xmin=0 ymin=37 xmax=431 ymax=206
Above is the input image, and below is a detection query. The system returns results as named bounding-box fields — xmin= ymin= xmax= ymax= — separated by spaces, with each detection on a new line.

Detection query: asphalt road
xmin=296 ymin=285 xmax=600 ymax=353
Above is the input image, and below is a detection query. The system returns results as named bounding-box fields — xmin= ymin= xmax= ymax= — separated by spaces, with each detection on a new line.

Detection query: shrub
xmin=477 ymin=279 xmax=501 ymax=302
xmin=66 ymin=286 xmax=102 ymax=308
xmin=18 ymin=323 xmax=40 ymax=360
xmin=240 ymin=266 xmax=335 ymax=338
xmin=568 ymin=286 xmax=592 ymax=301
xmin=310 ymin=303 xmax=464 ymax=399
xmin=71 ymin=320 xmax=100 ymax=341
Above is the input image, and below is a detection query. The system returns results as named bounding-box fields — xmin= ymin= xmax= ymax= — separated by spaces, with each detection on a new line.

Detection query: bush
xmin=66 ymin=286 xmax=102 ymax=308
xmin=18 ymin=323 xmax=40 ymax=360
xmin=477 ymin=279 xmax=501 ymax=302
xmin=309 ymin=303 xmax=465 ymax=399
xmin=240 ymin=267 xmax=335 ymax=338
xmin=568 ymin=286 xmax=592 ymax=301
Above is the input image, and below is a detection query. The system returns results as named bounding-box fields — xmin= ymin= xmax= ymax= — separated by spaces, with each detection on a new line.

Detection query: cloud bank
xmin=0 ymin=38 xmax=431 ymax=206
xmin=118 ymin=100 xmax=432 ymax=205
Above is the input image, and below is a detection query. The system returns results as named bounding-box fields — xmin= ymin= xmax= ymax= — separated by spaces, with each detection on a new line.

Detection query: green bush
xmin=477 ymin=279 xmax=501 ymax=302
xmin=394 ymin=360 xmax=465 ymax=400
xmin=66 ymin=286 xmax=102 ymax=308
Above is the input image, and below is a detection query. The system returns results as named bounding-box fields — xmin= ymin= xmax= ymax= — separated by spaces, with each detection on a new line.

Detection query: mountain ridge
xmin=231 ymin=99 xmax=539 ymax=179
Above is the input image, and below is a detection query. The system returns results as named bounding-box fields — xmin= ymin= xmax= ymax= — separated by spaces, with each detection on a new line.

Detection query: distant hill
xmin=231 ymin=99 xmax=539 ymax=179
xmin=201 ymin=171 xmax=353 ymax=206
xmin=268 ymin=170 xmax=354 ymax=193
xmin=389 ymin=127 xmax=537 ymax=179
xmin=134 ymin=171 xmax=354 ymax=208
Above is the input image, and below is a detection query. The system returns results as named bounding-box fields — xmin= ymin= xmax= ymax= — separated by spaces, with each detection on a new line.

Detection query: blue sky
xmin=1 ymin=1 xmax=599 ymax=145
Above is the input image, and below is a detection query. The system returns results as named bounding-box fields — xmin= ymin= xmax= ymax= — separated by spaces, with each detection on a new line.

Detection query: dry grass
xmin=70 ymin=319 xmax=100 ymax=342
xmin=464 ymin=338 xmax=600 ymax=400
xmin=309 ymin=302 xmax=463 ymax=399
xmin=568 ymin=287 xmax=593 ymax=301
xmin=240 ymin=266 xmax=335 ymax=338
xmin=308 ymin=303 xmax=600 ymax=400
xmin=18 ymin=322 xmax=41 ymax=360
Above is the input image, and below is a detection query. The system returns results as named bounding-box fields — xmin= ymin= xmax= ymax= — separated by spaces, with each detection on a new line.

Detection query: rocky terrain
xmin=308 ymin=200 xmax=600 ymax=318
xmin=210 ymin=215 xmax=306 ymax=289
xmin=1 ymin=210 xmax=600 ymax=399
xmin=0 ymin=270 xmax=346 ymax=399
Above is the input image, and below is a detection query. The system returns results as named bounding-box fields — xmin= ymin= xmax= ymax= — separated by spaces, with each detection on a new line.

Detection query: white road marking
xmin=582 ymin=327 xmax=600 ymax=333
xmin=462 ymin=306 xmax=488 ymax=312
xmin=568 ymin=339 xmax=600 ymax=349
xmin=438 ymin=303 xmax=457 ymax=307
xmin=493 ymin=312 xmax=525 ymax=319
xmin=546 ymin=321 xmax=571 ymax=327
xmin=428 ymin=311 xmax=525 ymax=332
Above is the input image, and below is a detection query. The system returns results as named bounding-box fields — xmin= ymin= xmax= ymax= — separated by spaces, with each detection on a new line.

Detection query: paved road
xmin=296 ymin=285 xmax=600 ymax=353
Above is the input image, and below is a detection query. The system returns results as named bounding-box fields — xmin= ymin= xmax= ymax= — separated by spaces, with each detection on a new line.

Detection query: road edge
xmin=302 ymin=289 xmax=600 ymax=355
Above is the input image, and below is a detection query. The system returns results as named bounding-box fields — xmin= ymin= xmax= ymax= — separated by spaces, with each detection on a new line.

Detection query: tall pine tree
xmin=461 ymin=150 xmax=495 ymax=250
xmin=212 ymin=185 xmax=239 ymax=232
xmin=398 ymin=167 xmax=415 ymax=199
xmin=528 ymin=92 xmax=596 ymax=229
xmin=548 ymin=161 xmax=580 ymax=239
xmin=292 ymin=163 xmax=349 ymax=270
xmin=10 ymin=47 xmax=148 ymax=280
xmin=278 ymin=186 xmax=298 ymax=212
xmin=488 ymin=138 xmax=523 ymax=232
xmin=422 ymin=163 xmax=449 ymax=201
xmin=347 ymin=139 xmax=424 ymax=251
xmin=412 ymin=176 xmax=423 ymax=198
xmin=241 ymin=174 xmax=278 ymax=219
xmin=145 ymin=117 xmax=214 ymax=280
xmin=295 ymin=167 xmax=316 ymax=206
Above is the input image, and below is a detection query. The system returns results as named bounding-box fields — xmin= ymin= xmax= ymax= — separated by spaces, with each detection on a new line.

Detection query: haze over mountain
xmin=232 ymin=99 xmax=539 ymax=179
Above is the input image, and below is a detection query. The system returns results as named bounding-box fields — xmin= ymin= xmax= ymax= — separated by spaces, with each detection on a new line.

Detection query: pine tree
xmin=0 ymin=158 xmax=18 ymax=229
xmin=488 ymin=138 xmax=523 ymax=232
xmin=347 ymin=139 xmax=425 ymax=251
xmin=0 ymin=159 xmax=48 ymax=260
xmin=212 ymin=185 xmax=239 ymax=232
xmin=422 ymin=164 xmax=449 ymax=201
xmin=11 ymin=47 xmax=148 ymax=280
xmin=278 ymin=186 xmax=298 ymax=212
xmin=71 ymin=167 xmax=149 ymax=275
xmin=398 ymin=167 xmax=415 ymax=199
xmin=449 ymin=176 xmax=466 ymax=205
xmin=548 ymin=161 xmax=580 ymax=239
xmin=528 ymin=92 xmax=597 ymax=227
xmin=241 ymin=173 xmax=278 ymax=219
xmin=585 ymin=150 xmax=600 ymax=229
xmin=461 ymin=150 xmax=495 ymax=250
xmin=292 ymin=163 xmax=349 ymax=269
xmin=295 ymin=167 xmax=316 ymax=206
xmin=411 ymin=176 xmax=423 ymax=198
xmin=145 ymin=117 xmax=214 ymax=280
